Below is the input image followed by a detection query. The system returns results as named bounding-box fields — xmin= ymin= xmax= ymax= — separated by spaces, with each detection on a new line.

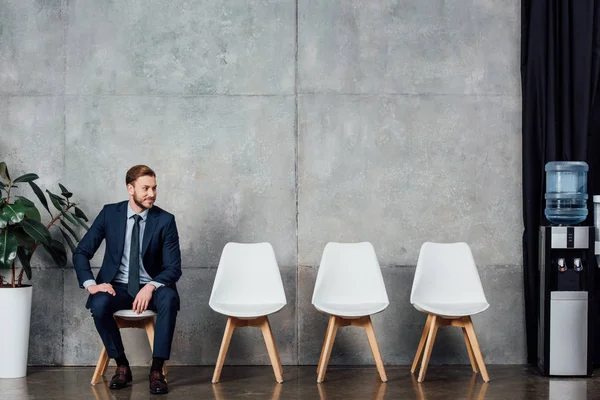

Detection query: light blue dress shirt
xmin=83 ymin=204 xmax=163 ymax=291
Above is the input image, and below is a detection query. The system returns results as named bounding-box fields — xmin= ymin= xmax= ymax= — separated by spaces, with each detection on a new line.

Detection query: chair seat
xmin=313 ymin=301 xmax=388 ymax=317
xmin=113 ymin=310 xmax=157 ymax=320
xmin=413 ymin=301 xmax=489 ymax=317
xmin=210 ymin=302 xmax=285 ymax=318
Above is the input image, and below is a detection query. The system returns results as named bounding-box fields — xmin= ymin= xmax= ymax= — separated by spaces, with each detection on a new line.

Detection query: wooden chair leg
xmin=463 ymin=317 xmax=490 ymax=382
xmin=259 ymin=317 xmax=284 ymax=383
xmin=91 ymin=346 xmax=109 ymax=385
xmin=411 ymin=314 xmax=433 ymax=374
xmin=144 ymin=318 xmax=156 ymax=352
xmin=363 ymin=316 xmax=388 ymax=382
xmin=317 ymin=315 xmax=340 ymax=384
xmin=273 ymin=328 xmax=284 ymax=380
xmin=317 ymin=340 xmax=326 ymax=375
xmin=418 ymin=315 xmax=439 ymax=383
xmin=101 ymin=348 xmax=111 ymax=375
xmin=212 ymin=317 xmax=236 ymax=384
xmin=317 ymin=317 xmax=335 ymax=375
xmin=462 ymin=327 xmax=479 ymax=373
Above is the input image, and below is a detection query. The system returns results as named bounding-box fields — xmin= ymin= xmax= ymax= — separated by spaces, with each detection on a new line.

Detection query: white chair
xmin=90 ymin=310 xmax=167 ymax=385
xmin=410 ymin=242 xmax=490 ymax=382
xmin=209 ymin=242 xmax=287 ymax=384
xmin=312 ymin=242 xmax=389 ymax=383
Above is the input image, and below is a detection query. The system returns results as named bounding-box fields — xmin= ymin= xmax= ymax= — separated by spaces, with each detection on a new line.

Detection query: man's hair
xmin=125 ymin=165 xmax=156 ymax=185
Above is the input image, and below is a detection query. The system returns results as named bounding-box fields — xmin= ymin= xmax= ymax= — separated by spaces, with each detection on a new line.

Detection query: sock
xmin=115 ymin=354 xmax=129 ymax=367
xmin=151 ymin=357 xmax=165 ymax=373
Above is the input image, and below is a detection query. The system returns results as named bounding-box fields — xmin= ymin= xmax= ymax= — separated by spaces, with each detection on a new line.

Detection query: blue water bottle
xmin=545 ymin=161 xmax=588 ymax=225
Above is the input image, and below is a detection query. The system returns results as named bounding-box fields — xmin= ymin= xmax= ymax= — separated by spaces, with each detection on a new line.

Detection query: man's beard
xmin=133 ymin=193 xmax=153 ymax=210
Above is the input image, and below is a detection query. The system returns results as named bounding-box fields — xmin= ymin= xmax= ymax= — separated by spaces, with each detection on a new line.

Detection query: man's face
xmin=127 ymin=175 xmax=157 ymax=210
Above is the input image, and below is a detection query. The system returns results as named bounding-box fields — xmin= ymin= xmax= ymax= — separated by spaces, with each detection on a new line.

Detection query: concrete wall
xmin=0 ymin=0 xmax=524 ymax=366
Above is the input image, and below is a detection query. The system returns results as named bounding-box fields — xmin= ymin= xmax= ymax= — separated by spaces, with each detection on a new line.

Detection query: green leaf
xmin=58 ymin=183 xmax=72 ymax=199
xmin=16 ymin=196 xmax=34 ymax=207
xmin=43 ymin=239 xmax=67 ymax=268
xmin=47 ymin=190 xmax=66 ymax=205
xmin=28 ymin=181 xmax=51 ymax=216
xmin=72 ymin=214 xmax=90 ymax=231
xmin=0 ymin=202 xmax=25 ymax=225
xmin=0 ymin=230 xmax=17 ymax=269
xmin=61 ymin=210 xmax=78 ymax=227
xmin=59 ymin=228 xmax=77 ymax=254
xmin=23 ymin=205 xmax=41 ymax=222
xmin=60 ymin=219 xmax=80 ymax=242
xmin=21 ymin=218 xmax=52 ymax=246
xmin=12 ymin=226 xmax=36 ymax=251
xmin=0 ymin=181 xmax=6 ymax=188
xmin=13 ymin=173 xmax=39 ymax=183
xmin=0 ymin=162 xmax=10 ymax=182
xmin=74 ymin=207 xmax=89 ymax=222
xmin=15 ymin=198 xmax=41 ymax=222
xmin=16 ymin=247 xmax=32 ymax=280
xmin=47 ymin=190 xmax=65 ymax=212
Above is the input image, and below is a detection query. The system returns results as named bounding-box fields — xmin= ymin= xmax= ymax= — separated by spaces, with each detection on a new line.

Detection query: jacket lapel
xmin=142 ymin=207 xmax=159 ymax=256
xmin=116 ymin=201 xmax=128 ymax=259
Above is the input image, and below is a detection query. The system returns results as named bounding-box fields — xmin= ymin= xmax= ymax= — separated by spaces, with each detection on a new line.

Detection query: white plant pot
xmin=0 ymin=285 xmax=32 ymax=378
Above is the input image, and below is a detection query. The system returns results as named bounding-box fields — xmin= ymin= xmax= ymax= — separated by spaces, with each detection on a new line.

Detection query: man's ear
xmin=127 ymin=183 xmax=135 ymax=196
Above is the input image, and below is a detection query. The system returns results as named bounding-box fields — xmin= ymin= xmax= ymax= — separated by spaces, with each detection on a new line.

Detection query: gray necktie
xmin=128 ymin=214 xmax=142 ymax=298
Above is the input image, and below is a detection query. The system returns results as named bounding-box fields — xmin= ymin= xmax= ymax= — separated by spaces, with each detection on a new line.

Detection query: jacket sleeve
xmin=73 ymin=205 xmax=107 ymax=288
xmin=152 ymin=215 xmax=182 ymax=286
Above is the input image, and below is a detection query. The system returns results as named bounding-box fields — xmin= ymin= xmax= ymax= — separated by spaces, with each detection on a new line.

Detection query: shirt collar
xmin=127 ymin=203 xmax=149 ymax=221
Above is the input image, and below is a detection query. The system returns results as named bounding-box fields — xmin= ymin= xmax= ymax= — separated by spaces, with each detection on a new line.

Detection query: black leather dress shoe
xmin=149 ymin=370 xmax=168 ymax=394
xmin=109 ymin=365 xmax=132 ymax=389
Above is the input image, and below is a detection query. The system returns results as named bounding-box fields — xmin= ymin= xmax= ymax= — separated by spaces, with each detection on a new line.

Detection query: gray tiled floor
xmin=0 ymin=365 xmax=598 ymax=399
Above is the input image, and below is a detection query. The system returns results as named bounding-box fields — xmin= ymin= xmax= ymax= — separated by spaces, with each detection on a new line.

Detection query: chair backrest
xmin=312 ymin=242 xmax=389 ymax=305
xmin=209 ymin=242 xmax=286 ymax=306
xmin=410 ymin=242 xmax=488 ymax=305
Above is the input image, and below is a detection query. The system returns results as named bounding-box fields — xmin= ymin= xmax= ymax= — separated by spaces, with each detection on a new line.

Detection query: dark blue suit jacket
xmin=73 ymin=201 xmax=182 ymax=309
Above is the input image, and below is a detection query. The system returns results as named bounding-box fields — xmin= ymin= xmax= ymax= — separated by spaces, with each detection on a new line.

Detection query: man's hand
xmin=87 ymin=283 xmax=116 ymax=296
xmin=132 ymin=284 xmax=156 ymax=314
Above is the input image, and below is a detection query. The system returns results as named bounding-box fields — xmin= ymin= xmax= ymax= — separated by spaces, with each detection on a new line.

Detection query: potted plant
xmin=0 ymin=161 xmax=89 ymax=378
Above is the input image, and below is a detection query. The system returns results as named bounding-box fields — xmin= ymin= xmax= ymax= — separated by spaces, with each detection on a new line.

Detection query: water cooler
xmin=538 ymin=162 xmax=594 ymax=376
xmin=594 ymin=195 xmax=600 ymax=366
xmin=538 ymin=226 xmax=594 ymax=376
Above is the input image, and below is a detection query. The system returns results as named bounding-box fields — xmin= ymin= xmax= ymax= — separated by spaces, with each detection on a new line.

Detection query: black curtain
xmin=521 ymin=0 xmax=600 ymax=364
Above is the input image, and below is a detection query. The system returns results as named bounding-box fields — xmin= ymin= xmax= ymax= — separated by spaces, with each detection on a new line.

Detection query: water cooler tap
xmin=558 ymin=258 xmax=566 ymax=272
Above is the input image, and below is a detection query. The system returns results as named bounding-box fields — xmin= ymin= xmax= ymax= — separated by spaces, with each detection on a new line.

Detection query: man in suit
xmin=74 ymin=165 xmax=181 ymax=395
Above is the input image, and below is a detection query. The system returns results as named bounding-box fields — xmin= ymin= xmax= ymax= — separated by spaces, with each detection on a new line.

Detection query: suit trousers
xmin=87 ymin=282 xmax=178 ymax=359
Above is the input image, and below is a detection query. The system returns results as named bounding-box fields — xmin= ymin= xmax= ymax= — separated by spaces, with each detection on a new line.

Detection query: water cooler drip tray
xmin=549 ymin=291 xmax=588 ymax=376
